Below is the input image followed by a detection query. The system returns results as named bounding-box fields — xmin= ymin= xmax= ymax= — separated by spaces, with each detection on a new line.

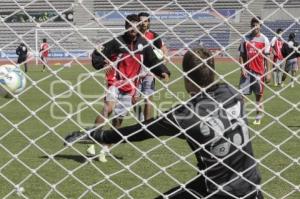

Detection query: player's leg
xmin=277 ymin=61 xmax=285 ymax=87
xmin=290 ymin=58 xmax=298 ymax=88
xmin=272 ymin=63 xmax=278 ymax=86
xmin=133 ymin=83 xmax=144 ymax=121
xmin=41 ymin=56 xmax=46 ymax=72
xmin=24 ymin=62 xmax=28 ymax=73
xmin=142 ymin=75 xmax=155 ymax=121
xmin=87 ymin=86 xmax=118 ymax=161
xmin=85 ymin=100 xmax=115 ymax=158
xmin=252 ymin=73 xmax=264 ymax=125
xmin=98 ymin=91 xmax=132 ymax=162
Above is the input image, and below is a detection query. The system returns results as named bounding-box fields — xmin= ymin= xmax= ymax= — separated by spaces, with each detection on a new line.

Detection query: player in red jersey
xmin=270 ymin=28 xmax=284 ymax=87
xmin=134 ymin=12 xmax=169 ymax=122
xmin=239 ymin=17 xmax=271 ymax=125
xmin=85 ymin=14 xmax=170 ymax=162
xmin=40 ymin=38 xmax=49 ymax=72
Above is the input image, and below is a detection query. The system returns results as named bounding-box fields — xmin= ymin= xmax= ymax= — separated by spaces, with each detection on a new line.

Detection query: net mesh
xmin=0 ymin=0 xmax=299 ymax=198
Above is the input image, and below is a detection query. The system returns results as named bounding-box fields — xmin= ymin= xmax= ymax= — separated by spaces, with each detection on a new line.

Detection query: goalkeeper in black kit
xmin=65 ymin=46 xmax=264 ymax=199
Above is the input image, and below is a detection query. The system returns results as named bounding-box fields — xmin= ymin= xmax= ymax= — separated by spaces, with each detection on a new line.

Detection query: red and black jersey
xmin=92 ymin=33 xmax=170 ymax=94
xmin=144 ymin=30 xmax=163 ymax=49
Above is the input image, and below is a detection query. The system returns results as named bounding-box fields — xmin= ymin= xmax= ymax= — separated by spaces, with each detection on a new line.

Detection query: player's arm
xmin=264 ymin=36 xmax=272 ymax=82
xmin=91 ymin=39 xmax=118 ymax=70
xmin=270 ymin=37 xmax=277 ymax=57
xmin=153 ymin=33 xmax=168 ymax=62
xmin=92 ymin=108 xmax=183 ymax=144
xmin=16 ymin=46 xmax=21 ymax=55
xmin=143 ymin=43 xmax=170 ymax=80
xmin=238 ymin=40 xmax=247 ymax=77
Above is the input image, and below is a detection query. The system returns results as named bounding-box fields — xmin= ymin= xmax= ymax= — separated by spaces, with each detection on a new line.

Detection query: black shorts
xmin=17 ymin=56 xmax=26 ymax=64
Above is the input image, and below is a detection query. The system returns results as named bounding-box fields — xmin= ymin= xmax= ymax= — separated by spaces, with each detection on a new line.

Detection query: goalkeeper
xmin=65 ymin=46 xmax=263 ymax=198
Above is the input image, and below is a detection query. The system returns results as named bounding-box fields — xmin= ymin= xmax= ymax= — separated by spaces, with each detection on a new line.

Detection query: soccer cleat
xmin=98 ymin=151 xmax=108 ymax=163
xmin=87 ymin=144 xmax=96 ymax=156
xmin=253 ymin=120 xmax=261 ymax=125
xmin=291 ymin=82 xmax=294 ymax=88
xmin=274 ymin=83 xmax=278 ymax=87
xmin=64 ymin=131 xmax=89 ymax=146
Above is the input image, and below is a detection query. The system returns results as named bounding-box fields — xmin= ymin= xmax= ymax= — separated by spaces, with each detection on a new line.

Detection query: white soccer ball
xmin=153 ymin=48 xmax=164 ymax=60
xmin=0 ymin=64 xmax=26 ymax=96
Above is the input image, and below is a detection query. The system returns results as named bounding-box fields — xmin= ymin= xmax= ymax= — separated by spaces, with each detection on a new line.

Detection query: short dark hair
xmin=43 ymin=38 xmax=47 ymax=42
xmin=125 ymin=14 xmax=140 ymax=28
xmin=289 ymin=32 xmax=296 ymax=41
xmin=182 ymin=47 xmax=215 ymax=88
xmin=138 ymin=12 xmax=150 ymax=22
xmin=276 ymin=28 xmax=283 ymax=34
xmin=250 ymin=16 xmax=261 ymax=26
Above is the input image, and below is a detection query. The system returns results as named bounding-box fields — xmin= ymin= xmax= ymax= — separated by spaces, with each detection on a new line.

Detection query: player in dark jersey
xmin=82 ymin=14 xmax=170 ymax=162
xmin=16 ymin=42 xmax=28 ymax=73
xmin=281 ymin=32 xmax=300 ymax=87
xmin=65 ymin=46 xmax=263 ymax=199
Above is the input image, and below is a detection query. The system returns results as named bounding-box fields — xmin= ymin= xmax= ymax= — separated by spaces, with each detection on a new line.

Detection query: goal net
xmin=0 ymin=0 xmax=299 ymax=199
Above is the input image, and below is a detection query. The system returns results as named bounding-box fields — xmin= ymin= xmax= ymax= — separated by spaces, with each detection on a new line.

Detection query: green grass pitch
xmin=0 ymin=61 xmax=299 ymax=198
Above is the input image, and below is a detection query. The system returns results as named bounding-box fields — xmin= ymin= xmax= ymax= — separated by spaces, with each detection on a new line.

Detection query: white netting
xmin=0 ymin=0 xmax=299 ymax=198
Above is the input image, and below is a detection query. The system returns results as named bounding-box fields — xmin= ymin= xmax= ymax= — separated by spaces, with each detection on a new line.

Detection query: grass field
xmin=0 ymin=60 xmax=299 ymax=199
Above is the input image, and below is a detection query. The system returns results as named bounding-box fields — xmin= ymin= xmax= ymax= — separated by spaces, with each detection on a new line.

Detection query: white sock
xmin=101 ymin=145 xmax=110 ymax=154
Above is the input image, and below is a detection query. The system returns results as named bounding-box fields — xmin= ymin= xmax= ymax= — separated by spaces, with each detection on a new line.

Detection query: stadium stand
xmin=0 ymin=0 xmax=298 ymax=57
xmin=94 ymin=0 xmax=247 ymax=11
xmin=264 ymin=0 xmax=300 ymax=8
xmin=0 ymin=0 xmax=74 ymax=12
xmin=262 ymin=20 xmax=300 ymax=41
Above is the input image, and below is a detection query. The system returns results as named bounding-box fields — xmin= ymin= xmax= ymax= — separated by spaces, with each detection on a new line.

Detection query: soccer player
xmin=16 ymin=42 xmax=28 ymax=73
xmin=135 ymin=12 xmax=168 ymax=121
xmin=270 ymin=28 xmax=284 ymax=87
xmin=239 ymin=17 xmax=271 ymax=125
xmin=85 ymin=14 xmax=170 ymax=162
xmin=65 ymin=46 xmax=264 ymax=199
xmin=281 ymin=32 xmax=300 ymax=88
xmin=40 ymin=38 xmax=49 ymax=72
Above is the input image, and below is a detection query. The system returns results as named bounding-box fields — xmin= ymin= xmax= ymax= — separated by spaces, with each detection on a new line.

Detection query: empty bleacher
xmin=0 ymin=0 xmax=74 ymax=12
xmin=94 ymin=0 xmax=247 ymax=11
xmin=264 ymin=0 xmax=300 ymax=8
xmin=262 ymin=20 xmax=300 ymax=41
xmin=1 ymin=0 xmax=299 ymax=56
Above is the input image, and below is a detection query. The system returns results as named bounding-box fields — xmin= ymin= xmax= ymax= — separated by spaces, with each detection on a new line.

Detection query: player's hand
xmin=132 ymin=95 xmax=139 ymax=104
xmin=266 ymin=73 xmax=271 ymax=84
xmin=160 ymin=73 xmax=169 ymax=82
xmin=241 ymin=69 xmax=248 ymax=77
xmin=103 ymin=61 xmax=113 ymax=73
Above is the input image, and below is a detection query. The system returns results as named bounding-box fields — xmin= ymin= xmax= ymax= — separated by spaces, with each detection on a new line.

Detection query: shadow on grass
xmin=40 ymin=155 xmax=87 ymax=163
xmin=40 ymin=154 xmax=123 ymax=163
xmin=287 ymin=125 xmax=300 ymax=128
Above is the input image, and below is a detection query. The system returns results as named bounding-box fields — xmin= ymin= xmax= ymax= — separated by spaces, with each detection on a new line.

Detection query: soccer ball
xmin=0 ymin=64 xmax=26 ymax=97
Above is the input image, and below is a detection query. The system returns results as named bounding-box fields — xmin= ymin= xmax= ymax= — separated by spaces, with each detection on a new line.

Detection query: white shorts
xmin=138 ymin=75 xmax=155 ymax=97
xmin=106 ymin=86 xmax=132 ymax=117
